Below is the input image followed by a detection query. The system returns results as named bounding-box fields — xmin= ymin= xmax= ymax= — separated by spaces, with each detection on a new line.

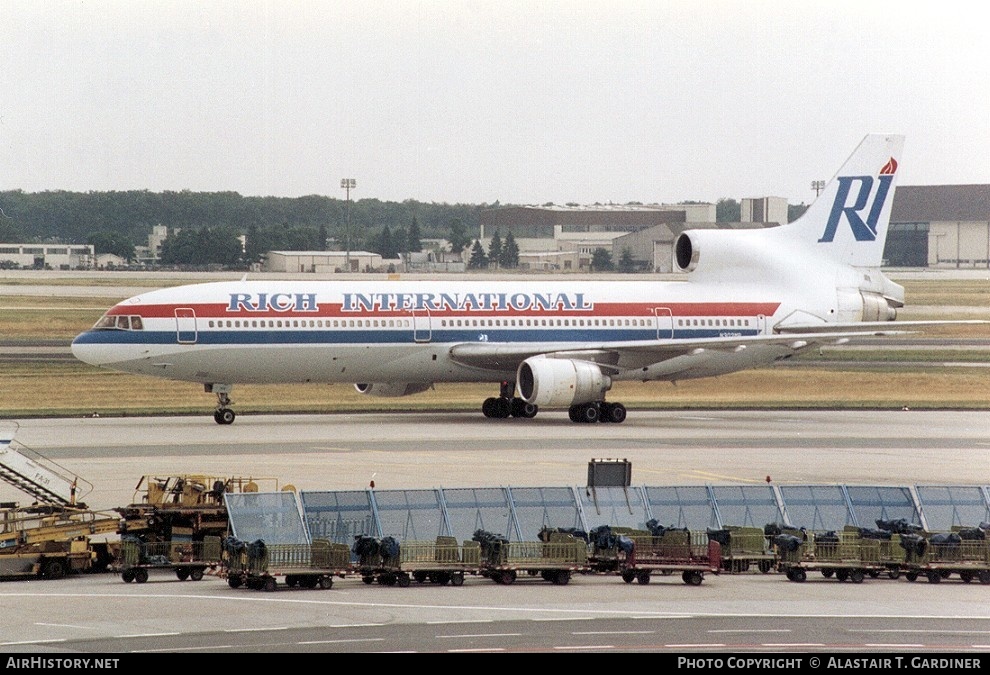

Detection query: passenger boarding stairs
xmin=0 ymin=427 xmax=89 ymax=508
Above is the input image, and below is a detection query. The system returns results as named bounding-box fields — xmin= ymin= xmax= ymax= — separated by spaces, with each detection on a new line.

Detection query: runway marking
xmin=573 ymin=631 xmax=655 ymax=635
xmin=224 ymin=626 xmax=290 ymax=633
xmin=554 ymin=645 xmax=613 ymax=651
xmin=297 ymin=638 xmax=386 ymax=645
xmin=35 ymin=622 xmax=92 ymax=630
xmin=709 ymin=629 xmax=791 ymax=633
xmin=436 ymin=633 xmax=522 ymax=638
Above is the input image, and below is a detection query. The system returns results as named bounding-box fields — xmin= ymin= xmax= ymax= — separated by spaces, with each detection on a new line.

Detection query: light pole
xmin=341 ymin=178 xmax=356 ymax=271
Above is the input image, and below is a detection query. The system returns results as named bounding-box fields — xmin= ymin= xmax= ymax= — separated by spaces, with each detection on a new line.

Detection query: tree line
xmin=0 ymin=189 xmax=785 ymax=269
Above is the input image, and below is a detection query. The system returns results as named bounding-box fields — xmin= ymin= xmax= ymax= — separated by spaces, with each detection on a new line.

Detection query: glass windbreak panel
xmin=711 ymin=485 xmax=784 ymax=529
xmin=916 ymin=485 xmax=990 ymax=532
xmin=644 ymin=485 xmax=717 ymax=530
xmin=301 ymin=490 xmax=377 ymax=545
xmin=778 ymin=485 xmax=852 ymax=532
xmin=224 ymin=491 xmax=309 ymax=544
xmin=845 ymin=486 xmax=920 ymax=530
xmin=508 ymin=487 xmax=583 ymax=542
xmin=441 ymin=487 xmax=516 ymax=542
xmin=372 ymin=489 xmax=447 ymax=542
xmin=580 ymin=486 xmax=649 ymax=531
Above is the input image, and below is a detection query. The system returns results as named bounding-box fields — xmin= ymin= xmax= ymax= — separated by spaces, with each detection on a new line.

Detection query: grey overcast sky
xmin=1 ymin=0 xmax=987 ymax=206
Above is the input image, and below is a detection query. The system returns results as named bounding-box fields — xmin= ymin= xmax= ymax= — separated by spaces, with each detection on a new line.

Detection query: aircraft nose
xmin=71 ymin=332 xmax=107 ymax=366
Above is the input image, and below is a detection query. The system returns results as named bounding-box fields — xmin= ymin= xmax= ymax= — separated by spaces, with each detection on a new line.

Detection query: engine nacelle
xmin=354 ymin=382 xmax=433 ymax=398
xmin=836 ymin=290 xmax=898 ymax=322
xmin=516 ymin=356 xmax=610 ymax=408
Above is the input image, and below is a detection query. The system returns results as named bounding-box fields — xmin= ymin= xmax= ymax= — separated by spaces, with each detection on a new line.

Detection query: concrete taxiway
xmin=1 ymin=410 xmax=988 ymax=654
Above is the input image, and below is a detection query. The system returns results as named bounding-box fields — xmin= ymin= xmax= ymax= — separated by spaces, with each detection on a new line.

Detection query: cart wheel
xmin=227 ymin=576 xmax=243 ymax=589
xmin=362 ymin=576 xmax=374 ymax=584
xmin=887 ymin=570 xmax=901 ymax=580
xmin=413 ymin=571 xmax=428 ymax=583
xmin=621 ymin=570 xmax=636 ymax=584
xmin=318 ymin=576 xmax=333 ymax=590
xmin=960 ymin=572 xmax=973 ymax=583
xmin=450 ymin=572 xmax=464 ymax=587
xmin=262 ymin=576 xmax=277 ymax=592
xmin=498 ymin=570 xmax=516 ymax=585
xmin=835 ymin=569 xmax=849 ymax=582
xmin=821 ymin=569 xmax=834 ymax=578
xmin=552 ymin=570 xmax=571 ymax=585
xmin=979 ymin=570 xmax=990 ymax=585
xmin=682 ymin=571 xmax=703 ymax=586
xmin=636 ymin=571 xmax=651 ymax=585
xmin=41 ymin=559 xmax=67 ymax=580
xmin=791 ymin=568 xmax=807 ymax=583
xmin=285 ymin=575 xmax=298 ymax=588
xmin=849 ymin=569 xmax=865 ymax=584
xmin=134 ymin=568 xmax=149 ymax=584
xmin=868 ymin=570 xmax=881 ymax=578
xmin=927 ymin=571 xmax=941 ymax=584
xmin=905 ymin=571 xmax=919 ymax=582
xmin=758 ymin=560 xmax=773 ymax=574
xmin=190 ymin=568 xmax=204 ymax=581
xmin=940 ymin=570 xmax=952 ymax=579
xmin=122 ymin=569 xmax=136 ymax=583
xmin=397 ymin=573 xmax=411 ymax=588
xmin=175 ymin=568 xmax=190 ymax=581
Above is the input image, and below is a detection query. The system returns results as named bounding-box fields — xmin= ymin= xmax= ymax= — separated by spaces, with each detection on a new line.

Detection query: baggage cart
xmin=708 ymin=526 xmax=777 ymax=574
xmin=776 ymin=529 xmax=891 ymax=583
xmin=474 ymin=530 xmax=590 ymax=586
xmin=899 ymin=529 xmax=990 ymax=584
xmin=588 ymin=526 xmax=720 ymax=585
xmin=116 ymin=536 xmax=222 ymax=583
xmin=354 ymin=536 xmax=483 ymax=587
xmin=223 ymin=538 xmax=350 ymax=592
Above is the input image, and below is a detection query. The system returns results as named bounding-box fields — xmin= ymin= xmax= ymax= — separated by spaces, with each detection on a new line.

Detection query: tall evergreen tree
xmin=407 ymin=216 xmax=422 ymax=253
xmin=488 ymin=230 xmax=502 ymax=268
xmin=591 ymin=247 xmax=614 ymax=272
xmin=448 ymin=218 xmax=470 ymax=255
xmin=467 ymin=239 xmax=488 ymax=269
xmin=500 ymin=231 xmax=519 ymax=268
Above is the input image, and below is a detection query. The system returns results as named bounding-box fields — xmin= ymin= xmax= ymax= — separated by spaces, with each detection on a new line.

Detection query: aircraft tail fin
xmin=780 ymin=133 xmax=905 ymax=268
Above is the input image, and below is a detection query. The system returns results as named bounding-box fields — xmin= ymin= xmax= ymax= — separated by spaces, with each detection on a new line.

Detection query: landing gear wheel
xmin=569 ymin=402 xmax=599 ymax=423
xmin=510 ymin=398 xmax=538 ymax=418
xmin=599 ymin=402 xmax=627 ymax=423
xmin=214 ymin=408 xmax=235 ymax=425
xmin=482 ymin=397 xmax=511 ymax=419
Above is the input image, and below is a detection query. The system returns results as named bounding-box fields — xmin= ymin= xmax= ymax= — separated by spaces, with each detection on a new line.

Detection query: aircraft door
xmin=411 ymin=309 xmax=432 ymax=343
xmin=653 ymin=307 xmax=674 ymax=340
xmin=175 ymin=308 xmax=198 ymax=344
xmin=756 ymin=314 xmax=768 ymax=335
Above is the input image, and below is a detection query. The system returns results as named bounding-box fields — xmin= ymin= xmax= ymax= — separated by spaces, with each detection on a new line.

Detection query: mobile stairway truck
xmin=0 ymin=427 xmax=119 ymax=580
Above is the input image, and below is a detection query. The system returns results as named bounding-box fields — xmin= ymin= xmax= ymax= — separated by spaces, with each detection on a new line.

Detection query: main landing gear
xmin=480 ymin=382 xmax=627 ymax=423
xmin=568 ymin=401 xmax=627 ymax=424
xmin=207 ymin=384 xmax=236 ymax=425
xmin=482 ymin=381 xmax=538 ymax=419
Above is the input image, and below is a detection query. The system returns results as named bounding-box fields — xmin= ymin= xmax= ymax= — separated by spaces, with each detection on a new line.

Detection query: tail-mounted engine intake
xmin=516 ymin=356 xmax=610 ymax=408
xmin=354 ymin=382 xmax=433 ymax=397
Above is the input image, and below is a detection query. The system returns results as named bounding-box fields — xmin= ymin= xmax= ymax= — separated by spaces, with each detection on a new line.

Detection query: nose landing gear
xmin=207 ymin=384 xmax=236 ymax=425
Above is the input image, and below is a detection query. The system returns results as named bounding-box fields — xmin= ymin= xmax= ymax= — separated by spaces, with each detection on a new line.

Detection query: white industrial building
xmin=0 ymin=243 xmax=94 ymax=269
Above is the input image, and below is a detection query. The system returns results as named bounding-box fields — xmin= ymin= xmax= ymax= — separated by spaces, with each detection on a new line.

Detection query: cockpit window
xmin=93 ymin=314 xmax=145 ymax=331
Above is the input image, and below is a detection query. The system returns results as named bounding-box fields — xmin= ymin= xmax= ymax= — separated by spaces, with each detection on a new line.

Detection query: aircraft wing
xmin=448 ymin=329 xmax=912 ymax=374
